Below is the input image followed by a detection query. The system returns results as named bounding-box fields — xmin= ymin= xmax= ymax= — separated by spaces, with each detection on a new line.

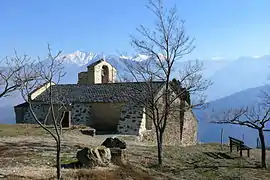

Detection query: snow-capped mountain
xmin=59 ymin=51 xmax=150 ymax=66
xmin=60 ymin=51 xmax=97 ymax=66
xmin=206 ymin=55 xmax=270 ymax=101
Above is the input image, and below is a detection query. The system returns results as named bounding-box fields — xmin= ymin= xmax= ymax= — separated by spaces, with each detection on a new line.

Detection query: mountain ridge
xmin=195 ymin=84 xmax=270 ymax=147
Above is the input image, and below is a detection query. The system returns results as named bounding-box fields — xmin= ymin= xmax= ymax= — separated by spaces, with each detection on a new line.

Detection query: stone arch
xmin=101 ymin=65 xmax=109 ymax=83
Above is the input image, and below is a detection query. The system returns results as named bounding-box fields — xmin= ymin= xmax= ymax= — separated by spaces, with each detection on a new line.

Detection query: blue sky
xmin=0 ymin=0 xmax=269 ymax=60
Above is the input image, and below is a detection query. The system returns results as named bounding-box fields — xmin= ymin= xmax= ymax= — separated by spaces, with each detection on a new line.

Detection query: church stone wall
xmin=141 ymin=108 xmax=198 ymax=146
xmin=23 ymin=103 xmax=45 ymax=124
xmin=91 ymin=103 xmax=124 ymax=131
xmin=21 ymin=103 xmax=91 ymax=125
xmin=70 ymin=103 xmax=92 ymax=125
xmin=22 ymin=103 xmax=71 ymax=124
xmin=21 ymin=103 xmax=92 ymax=125
xmin=117 ymin=103 xmax=147 ymax=136
xmin=139 ymin=85 xmax=198 ymax=146
xmin=18 ymin=100 xmax=197 ymax=147
xmin=20 ymin=102 xmax=148 ymax=136
xmin=23 ymin=103 xmax=53 ymax=124
xmin=181 ymin=110 xmax=198 ymax=146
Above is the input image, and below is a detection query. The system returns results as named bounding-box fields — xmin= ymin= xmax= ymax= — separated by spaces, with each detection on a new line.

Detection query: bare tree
xmin=122 ymin=0 xmax=210 ymax=166
xmin=18 ymin=45 xmax=66 ymax=179
xmin=211 ymin=93 xmax=270 ymax=168
xmin=0 ymin=52 xmax=37 ymax=98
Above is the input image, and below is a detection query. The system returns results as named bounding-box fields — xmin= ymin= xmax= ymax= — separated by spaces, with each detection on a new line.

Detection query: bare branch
xmin=119 ymin=0 xmax=210 ymax=166
xmin=17 ymin=44 xmax=66 ymax=179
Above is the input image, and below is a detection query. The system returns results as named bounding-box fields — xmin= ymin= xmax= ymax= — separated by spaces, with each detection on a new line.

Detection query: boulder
xmin=101 ymin=137 xmax=126 ymax=149
xmin=76 ymin=146 xmax=111 ymax=167
xmin=110 ymin=148 xmax=128 ymax=165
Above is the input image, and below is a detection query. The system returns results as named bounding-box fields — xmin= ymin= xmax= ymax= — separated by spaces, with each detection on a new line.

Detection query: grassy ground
xmin=0 ymin=124 xmax=47 ymax=137
xmin=0 ymin=124 xmax=270 ymax=179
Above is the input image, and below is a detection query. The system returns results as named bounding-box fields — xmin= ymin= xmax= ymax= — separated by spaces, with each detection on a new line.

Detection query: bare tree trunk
xmin=56 ymin=138 xmax=61 ymax=179
xmin=258 ymin=128 xmax=267 ymax=168
xmin=51 ymin=103 xmax=62 ymax=179
xmin=155 ymin=128 xmax=163 ymax=166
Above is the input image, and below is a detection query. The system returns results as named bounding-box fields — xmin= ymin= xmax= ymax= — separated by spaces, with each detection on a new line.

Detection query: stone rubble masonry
xmin=24 ymin=103 xmax=48 ymax=124
xmin=163 ymin=108 xmax=197 ymax=146
xmin=117 ymin=103 xmax=147 ymax=136
xmin=24 ymin=103 xmax=92 ymax=125
xmin=22 ymin=102 xmax=148 ymax=137
xmin=181 ymin=110 xmax=198 ymax=146
xmin=71 ymin=103 xmax=92 ymax=125
xmin=139 ymin=84 xmax=198 ymax=146
xmin=22 ymin=102 xmax=197 ymax=146
xmin=140 ymin=108 xmax=197 ymax=146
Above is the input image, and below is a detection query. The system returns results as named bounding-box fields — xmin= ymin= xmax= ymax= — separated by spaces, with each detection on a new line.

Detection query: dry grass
xmin=128 ymin=143 xmax=270 ymax=180
xmin=3 ymin=165 xmax=155 ymax=180
xmin=0 ymin=124 xmax=270 ymax=180
xmin=0 ymin=124 xmax=47 ymax=137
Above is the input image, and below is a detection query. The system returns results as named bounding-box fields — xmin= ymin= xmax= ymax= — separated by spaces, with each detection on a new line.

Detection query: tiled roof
xmin=87 ymin=59 xmax=104 ymax=67
xmin=33 ymin=81 xmax=165 ymax=104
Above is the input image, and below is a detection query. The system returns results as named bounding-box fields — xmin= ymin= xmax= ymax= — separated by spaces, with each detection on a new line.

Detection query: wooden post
xmin=220 ymin=128 xmax=224 ymax=150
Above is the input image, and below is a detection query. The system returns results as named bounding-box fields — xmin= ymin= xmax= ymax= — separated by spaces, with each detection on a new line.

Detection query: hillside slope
xmin=195 ymin=84 xmax=270 ymax=147
xmin=206 ymin=55 xmax=270 ymax=101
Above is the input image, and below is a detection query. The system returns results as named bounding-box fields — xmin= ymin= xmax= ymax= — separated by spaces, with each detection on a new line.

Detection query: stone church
xmin=14 ymin=59 xmax=198 ymax=146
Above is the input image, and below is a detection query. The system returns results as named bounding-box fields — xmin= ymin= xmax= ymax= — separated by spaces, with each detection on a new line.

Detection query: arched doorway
xmin=101 ymin=65 xmax=109 ymax=83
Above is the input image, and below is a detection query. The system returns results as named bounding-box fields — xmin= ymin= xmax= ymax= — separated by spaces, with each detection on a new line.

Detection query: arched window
xmin=101 ymin=65 xmax=109 ymax=83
